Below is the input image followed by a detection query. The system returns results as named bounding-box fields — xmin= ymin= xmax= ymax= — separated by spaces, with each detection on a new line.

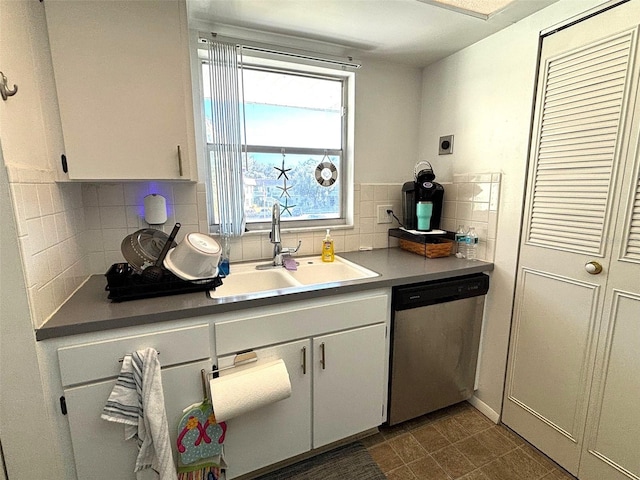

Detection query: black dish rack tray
xmin=105 ymin=263 xmax=223 ymax=302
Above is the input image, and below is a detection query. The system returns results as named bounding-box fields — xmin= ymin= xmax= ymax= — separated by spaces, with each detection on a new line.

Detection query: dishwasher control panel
xmin=392 ymin=273 xmax=489 ymax=310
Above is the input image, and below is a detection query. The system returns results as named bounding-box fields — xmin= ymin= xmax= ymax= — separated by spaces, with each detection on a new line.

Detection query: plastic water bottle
xmin=455 ymin=225 xmax=467 ymax=258
xmin=218 ymin=234 xmax=230 ymax=276
xmin=465 ymin=227 xmax=478 ymax=261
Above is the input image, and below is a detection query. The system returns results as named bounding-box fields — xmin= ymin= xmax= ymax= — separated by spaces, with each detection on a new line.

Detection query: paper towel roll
xmin=143 ymin=194 xmax=167 ymax=225
xmin=209 ymin=359 xmax=291 ymax=422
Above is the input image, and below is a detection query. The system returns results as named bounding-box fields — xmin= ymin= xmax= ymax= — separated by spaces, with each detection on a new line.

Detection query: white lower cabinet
xmin=214 ymin=290 xmax=390 ymax=479
xmin=46 ymin=290 xmax=390 ymax=480
xmin=217 ymin=340 xmax=312 ymax=479
xmin=312 ymin=324 xmax=386 ymax=448
xmin=54 ymin=324 xmax=213 ymax=480
xmin=64 ymin=361 xmax=211 ymax=480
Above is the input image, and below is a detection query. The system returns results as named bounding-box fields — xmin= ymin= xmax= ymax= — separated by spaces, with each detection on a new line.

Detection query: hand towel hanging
xmin=102 ymin=347 xmax=177 ymax=480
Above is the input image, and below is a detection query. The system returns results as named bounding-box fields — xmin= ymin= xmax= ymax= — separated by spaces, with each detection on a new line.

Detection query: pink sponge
xmin=283 ymin=257 xmax=297 ymax=271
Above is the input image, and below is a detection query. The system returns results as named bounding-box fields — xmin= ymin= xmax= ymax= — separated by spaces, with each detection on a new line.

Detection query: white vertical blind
xmin=527 ymin=33 xmax=634 ymax=254
xmin=206 ymin=41 xmax=246 ymax=236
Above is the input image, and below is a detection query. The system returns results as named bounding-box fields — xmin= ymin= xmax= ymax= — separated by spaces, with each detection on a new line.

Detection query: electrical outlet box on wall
xmin=377 ymin=205 xmax=393 ymax=224
xmin=439 ymin=135 xmax=454 ymax=155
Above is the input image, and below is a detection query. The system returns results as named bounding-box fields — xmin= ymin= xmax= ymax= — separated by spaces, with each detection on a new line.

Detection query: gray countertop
xmin=36 ymin=247 xmax=493 ymax=341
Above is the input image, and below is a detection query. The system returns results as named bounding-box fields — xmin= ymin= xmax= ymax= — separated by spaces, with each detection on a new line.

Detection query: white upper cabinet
xmin=45 ymin=0 xmax=197 ymax=181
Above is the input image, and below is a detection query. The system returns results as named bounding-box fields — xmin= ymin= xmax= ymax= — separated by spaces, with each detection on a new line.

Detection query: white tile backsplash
xmin=81 ymin=184 xmax=99 ymax=206
xmin=473 ymin=183 xmax=491 ymax=203
xmin=6 ymin=165 xmax=89 ymax=328
xmin=22 ymin=184 xmax=41 ymax=219
xmin=458 ymin=182 xmax=474 ymax=202
xmin=373 ymin=184 xmax=389 ymax=201
xmin=72 ymin=180 xmax=408 ymax=262
xmin=124 ymin=182 xmax=149 ymax=206
xmin=174 ymin=183 xmax=198 ymax=204
xmin=472 ymin=202 xmax=490 ymax=223
xmin=37 ymin=184 xmax=55 ymax=215
xmin=97 ymin=183 xmax=125 ymax=206
xmin=441 ymin=172 xmax=502 ymax=262
xmin=99 ymin=206 xmax=127 ymax=229
xmin=360 ymin=200 xmax=375 ymax=218
xmin=360 ymin=184 xmax=374 ymax=201
xmin=457 ymin=202 xmax=473 ymax=221
xmin=7 ymin=167 xmax=501 ymax=328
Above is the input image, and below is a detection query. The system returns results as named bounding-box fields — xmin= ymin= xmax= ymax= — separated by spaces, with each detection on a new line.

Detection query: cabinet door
xmin=64 ymin=360 xmax=210 ymax=480
xmin=313 ymin=324 xmax=386 ymax=448
xmin=45 ymin=0 xmax=195 ymax=180
xmin=218 ymin=340 xmax=312 ymax=480
xmin=0 ymin=0 xmax=64 ymax=171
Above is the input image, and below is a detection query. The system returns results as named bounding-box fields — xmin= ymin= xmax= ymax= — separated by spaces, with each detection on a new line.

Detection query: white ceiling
xmin=187 ymin=0 xmax=560 ymax=67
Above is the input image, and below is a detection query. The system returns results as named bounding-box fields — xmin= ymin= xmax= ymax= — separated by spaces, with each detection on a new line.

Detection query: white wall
xmin=0 ymin=143 xmax=64 ymax=480
xmin=354 ymin=59 xmax=423 ymax=183
xmin=419 ymin=0 xmax=608 ymax=415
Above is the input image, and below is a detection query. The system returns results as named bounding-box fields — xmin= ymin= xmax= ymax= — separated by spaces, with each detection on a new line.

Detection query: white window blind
xmin=206 ymin=40 xmax=246 ymax=237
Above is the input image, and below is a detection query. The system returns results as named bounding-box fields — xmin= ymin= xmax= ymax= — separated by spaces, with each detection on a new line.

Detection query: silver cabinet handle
xmin=301 ymin=346 xmax=307 ymax=375
xmin=320 ymin=342 xmax=326 ymax=370
xmin=177 ymin=145 xmax=183 ymax=176
xmin=585 ymin=261 xmax=603 ymax=274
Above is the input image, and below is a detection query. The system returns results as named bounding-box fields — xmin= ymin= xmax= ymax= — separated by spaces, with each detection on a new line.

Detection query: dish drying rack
xmin=105 ymin=263 xmax=223 ymax=302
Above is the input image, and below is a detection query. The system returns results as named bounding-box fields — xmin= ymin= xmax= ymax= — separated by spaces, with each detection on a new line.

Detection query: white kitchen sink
xmin=288 ymin=256 xmax=379 ymax=285
xmin=210 ymin=255 xmax=379 ymax=298
xmin=209 ymin=265 xmax=302 ymax=298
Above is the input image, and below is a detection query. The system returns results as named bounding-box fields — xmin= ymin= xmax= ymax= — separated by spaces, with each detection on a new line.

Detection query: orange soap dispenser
xmin=322 ymin=229 xmax=335 ymax=262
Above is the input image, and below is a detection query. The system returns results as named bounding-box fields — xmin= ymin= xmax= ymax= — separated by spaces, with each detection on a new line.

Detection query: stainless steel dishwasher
xmin=388 ymin=273 xmax=490 ymax=425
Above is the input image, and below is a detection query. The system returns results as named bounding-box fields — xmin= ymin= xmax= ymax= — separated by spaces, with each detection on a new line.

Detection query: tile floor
xmin=363 ymin=402 xmax=576 ymax=480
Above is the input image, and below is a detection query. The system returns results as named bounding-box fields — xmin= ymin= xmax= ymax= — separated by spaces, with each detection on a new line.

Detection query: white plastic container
xmin=164 ymin=233 xmax=221 ymax=280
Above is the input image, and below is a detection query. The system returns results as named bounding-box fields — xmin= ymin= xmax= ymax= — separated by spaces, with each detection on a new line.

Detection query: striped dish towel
xmin=102 ymin=347 xmax=177 ymax=480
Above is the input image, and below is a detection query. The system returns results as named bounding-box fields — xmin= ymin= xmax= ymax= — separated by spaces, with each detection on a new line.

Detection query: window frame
xmin=199 ymin=46 xmax=356 ymax=234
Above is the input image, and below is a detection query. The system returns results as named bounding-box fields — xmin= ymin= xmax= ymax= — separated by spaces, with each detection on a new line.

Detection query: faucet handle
xmin=281 ymin=240 xmax=302 ymax=255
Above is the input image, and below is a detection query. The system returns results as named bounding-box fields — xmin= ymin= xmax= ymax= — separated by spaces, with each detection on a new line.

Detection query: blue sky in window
xmin=243 ymin=103 xmax=341 ymax=149
xmin=204 ymin=100 xmax=341 ymax=149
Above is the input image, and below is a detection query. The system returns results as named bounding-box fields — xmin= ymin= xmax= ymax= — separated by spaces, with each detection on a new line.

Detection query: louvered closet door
xmin=502 ymin=1 xmax=640 ymax=476
xmin=578 ymin=47 xmax=640 ymax=480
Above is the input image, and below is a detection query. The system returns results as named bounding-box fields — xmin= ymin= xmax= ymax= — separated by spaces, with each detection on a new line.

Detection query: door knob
xmin=585 ymin=261 xmax=603 ymax=274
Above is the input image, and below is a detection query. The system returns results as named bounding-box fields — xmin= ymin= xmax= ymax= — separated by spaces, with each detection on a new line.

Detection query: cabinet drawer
xmin=215 ymin=291 xmax=389 ymax=355
xmin=58 ymin=324 xmax=211 ymax=387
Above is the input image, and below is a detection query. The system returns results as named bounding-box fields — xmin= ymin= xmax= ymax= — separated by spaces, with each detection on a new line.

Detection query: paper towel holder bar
xmin=210 ymin=350 xmax=258 ymax=378
xmin=200 ymin=351 xmax=258 ymax=402
xmin=118 ymin=351 xmax=160 ymax=363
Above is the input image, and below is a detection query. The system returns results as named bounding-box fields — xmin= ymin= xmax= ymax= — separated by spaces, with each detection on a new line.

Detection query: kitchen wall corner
xmin=5 ymin=165 xmax=89 ymax=328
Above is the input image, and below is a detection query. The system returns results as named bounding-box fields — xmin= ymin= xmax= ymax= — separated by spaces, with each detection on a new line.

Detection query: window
xmin=200 ymin=46 xmax=355 ymax=232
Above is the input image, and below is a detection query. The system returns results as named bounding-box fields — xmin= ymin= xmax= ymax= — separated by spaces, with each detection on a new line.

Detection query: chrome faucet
xmin=257 ymin=202 xmax=301 ymax=269
xmin=271 ymin=201 xmax=282 ymax=247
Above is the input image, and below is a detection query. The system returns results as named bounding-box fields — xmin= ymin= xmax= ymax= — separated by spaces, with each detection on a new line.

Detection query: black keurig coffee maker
xmin=402 ymin=162 xmax=444 ymax=231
